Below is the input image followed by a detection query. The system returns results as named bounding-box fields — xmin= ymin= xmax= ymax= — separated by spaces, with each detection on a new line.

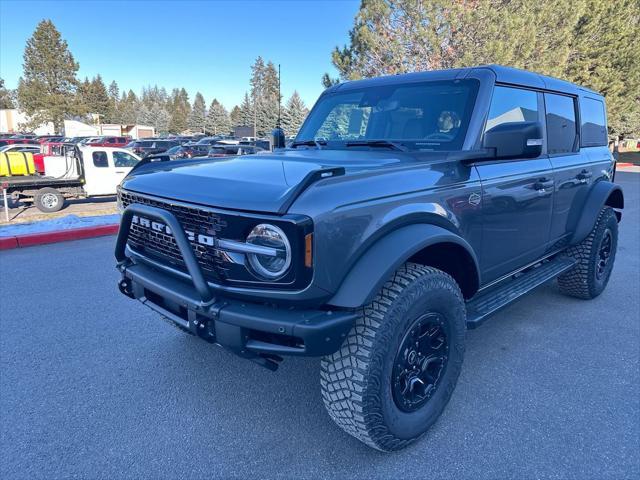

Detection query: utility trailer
xmin=1 ymin=145 xmax=141 ymax=216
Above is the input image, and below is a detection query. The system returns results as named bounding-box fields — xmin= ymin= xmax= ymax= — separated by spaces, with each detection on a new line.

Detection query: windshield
xmin=296 ymin=79 xmax=478 ymax=152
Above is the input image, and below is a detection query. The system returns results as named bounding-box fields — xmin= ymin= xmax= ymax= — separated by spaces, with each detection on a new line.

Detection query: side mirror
xmin=483 ymin=121 xmax=543 ymax=159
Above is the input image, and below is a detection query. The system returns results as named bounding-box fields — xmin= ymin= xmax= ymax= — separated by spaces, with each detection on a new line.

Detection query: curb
xmin=0 ymin=224 xmax=119 ymax=250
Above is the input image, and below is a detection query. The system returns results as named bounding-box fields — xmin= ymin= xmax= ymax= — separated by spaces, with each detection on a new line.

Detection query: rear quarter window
xmin=580 ymin=97 xmax=607 ymax=147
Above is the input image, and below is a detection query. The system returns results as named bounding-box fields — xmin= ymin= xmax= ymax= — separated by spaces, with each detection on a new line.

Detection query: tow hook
xmin=118 ymin=278 xmax=134 ymax=299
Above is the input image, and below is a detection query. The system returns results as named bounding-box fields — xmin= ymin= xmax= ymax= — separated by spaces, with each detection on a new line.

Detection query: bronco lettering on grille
xmin=131 ymin=215 xmax=216 ymax=247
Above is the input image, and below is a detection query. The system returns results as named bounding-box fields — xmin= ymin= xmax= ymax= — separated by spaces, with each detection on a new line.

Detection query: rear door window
xmin=485 ymin=86 xmax=539 ymax=132
xmin=580 ymin=97 xmax=607 ymax=146
xmin=544 ymin=93 xmax=577 ymax=154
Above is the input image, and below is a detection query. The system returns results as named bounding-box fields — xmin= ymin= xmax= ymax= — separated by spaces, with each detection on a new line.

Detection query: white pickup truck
xmin=1 ymin=146 xmax=141 ymax=213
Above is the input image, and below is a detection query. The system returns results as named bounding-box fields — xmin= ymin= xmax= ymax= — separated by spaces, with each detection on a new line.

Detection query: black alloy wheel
xmin=392 ymin=312 xmax=448 ymax=412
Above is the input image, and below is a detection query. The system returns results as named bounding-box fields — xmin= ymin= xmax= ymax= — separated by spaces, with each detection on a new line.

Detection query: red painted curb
xmin=617 ymin=163 xmax=633 ymax=167
xmin=0 ymin=236 xmax=18 ymax=250
xmin=0 ymin=224 xmax=119 ymax=250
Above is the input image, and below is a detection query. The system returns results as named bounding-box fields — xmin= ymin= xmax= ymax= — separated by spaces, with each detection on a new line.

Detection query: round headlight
xmin=246 ymin=224 xmax=291 ymax=279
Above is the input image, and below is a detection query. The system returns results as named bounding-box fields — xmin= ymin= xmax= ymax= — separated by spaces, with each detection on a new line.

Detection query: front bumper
xmin=115 ymin=204 xmax=356 ymax=362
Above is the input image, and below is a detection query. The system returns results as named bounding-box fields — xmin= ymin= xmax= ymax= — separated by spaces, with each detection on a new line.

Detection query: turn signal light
xmin=304 ymin=233 xmax=313 ymax=268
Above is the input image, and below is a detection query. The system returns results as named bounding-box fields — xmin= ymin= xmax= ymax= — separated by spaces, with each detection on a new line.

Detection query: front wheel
xmin=320 ymin=264 xmax=466 ymax=451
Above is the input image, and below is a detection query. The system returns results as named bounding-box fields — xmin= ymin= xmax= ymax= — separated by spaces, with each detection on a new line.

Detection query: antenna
xmin=270 ymin=63 xmax=286 ymax=150
xmin=277 ymin=63 xmax=282 ymax=128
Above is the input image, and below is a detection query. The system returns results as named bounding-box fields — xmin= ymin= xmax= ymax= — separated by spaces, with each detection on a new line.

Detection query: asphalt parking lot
xmin=1 ymin=172 xmax=638 ymax=479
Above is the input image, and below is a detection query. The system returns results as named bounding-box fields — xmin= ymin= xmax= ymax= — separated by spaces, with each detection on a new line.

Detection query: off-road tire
xmin=34 ymin=187 xmax=65 ymax=213
xmin=558 ymin=206 xmax=618 ymax=299
xmin=320 ymin=263 xmax=466 ymax=451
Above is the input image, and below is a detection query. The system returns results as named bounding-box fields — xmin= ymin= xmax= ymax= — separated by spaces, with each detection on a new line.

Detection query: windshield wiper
xmin=291 ymin=139 xmax=327 ymax=149
xmin=345 ymin=140 xmax=409 ymax=152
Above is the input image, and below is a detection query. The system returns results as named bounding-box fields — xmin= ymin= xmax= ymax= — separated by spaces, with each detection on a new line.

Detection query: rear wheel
xmin=320 ymin=263 xmax=466 ymax=451
xmin=34 ymin=188 xmax=65 ymax=213
xmin=558 ymin=206 xmax=618 ymax=299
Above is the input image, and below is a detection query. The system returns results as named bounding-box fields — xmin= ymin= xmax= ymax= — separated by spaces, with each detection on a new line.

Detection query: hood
xmin=120 ymin=149 xmax=408 ymax=213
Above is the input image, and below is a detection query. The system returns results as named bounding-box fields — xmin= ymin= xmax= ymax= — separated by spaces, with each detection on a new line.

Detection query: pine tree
xmin=138 ymin=85 xmax=169 ymax=133
xmin=566 ymin=0 xmax=639 ymax=138
xmin=205 ymin=99 xmax=231 ymax=135
xmin=119 ymin=90 xmax=139 ymax=124
xmin=229 ymin=105 xmax=242 ymax=127
xmin=139 ymin=103 xmax=170 ymax=134
xmin=239 ymin=93 xmax=253 ymax=127
xmin=75 ymin=75 xmax=110 ymax=123
xmin=282 ymin=91 xmax=309 ymax=137
xmin=17 ymin=19 xmax=80 ymax=132
xmin=107 ymin=80 xmax=119 ymax=123
xmin=188 ymin=92 xmax=206 ymax=133
xmin=167 ymin=88 xmax=191 ymax=133
xmin=329 ymin=0 xmax=640 ymax=138
xmin=75 ymin=77 xmax=92 ymax=117
xmin=90 ymin=75 xmax=110 ymax=122
xmin=0 ymin=78 xmax=15 ymax=109
xmin=249 ymin=57 xmax=280 ymax=136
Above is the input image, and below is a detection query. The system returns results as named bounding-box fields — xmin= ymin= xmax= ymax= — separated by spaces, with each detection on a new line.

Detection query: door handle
xmin=534 ymin=178 xmax=553 ymax=191
xmin=576 ymin=170 xmax=592 ymax=183
xmin=115 ymin=170 xmax=126 ymax=174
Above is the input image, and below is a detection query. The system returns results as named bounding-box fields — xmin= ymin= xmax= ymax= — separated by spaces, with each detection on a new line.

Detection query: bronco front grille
xmin=120 ymin=191 xmax=230 ymax=282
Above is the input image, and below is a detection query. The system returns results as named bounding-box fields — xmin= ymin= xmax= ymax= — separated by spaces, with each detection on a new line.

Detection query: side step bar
xmin=466 ymin=256 xmax=577 ymax=329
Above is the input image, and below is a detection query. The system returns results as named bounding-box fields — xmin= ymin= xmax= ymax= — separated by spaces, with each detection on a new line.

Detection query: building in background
xmin=0 ymin=109 xmax=54 ymax=134
xmin=0 ymin=109 xmax=154 ymax=139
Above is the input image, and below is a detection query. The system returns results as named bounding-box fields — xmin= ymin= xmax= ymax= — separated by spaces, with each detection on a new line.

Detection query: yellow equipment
xmin=0 ymin=151 xmax=36 ymax=177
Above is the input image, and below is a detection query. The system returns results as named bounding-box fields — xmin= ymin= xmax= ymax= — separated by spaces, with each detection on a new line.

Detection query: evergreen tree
xmin=205 ymin=99 xmax=231 ymax=135
xmin=75 ymin=75 xmax=110 ymax=123
xmin=239 ymin=92 xmax=253 ymax=127
xmin=119 ymin=90 xmax=139 ymax=124
xmin=90 ymin=75 xmax=110 ymax=122
xmin=321 ymin=73 xmax=340 ymax=89
xmin=138 ymin=85 xmax=169 ymax=133
xmin=167 ymin=88 xmax=190 ymax=133
xmin=565 ymin=0 xmax=639 ymax=137
xmin=229 ymin=105 xmax=242 ymax=127
xmin=139 ymin=103 xmax=170 ymax=134
xmin=17 ymin=19 xmax=80 ymax=132
xmin=107 ymin=80 xmax=119 ymax=123
xmin=0 ymin=78 xmax=15 ymax=109
xmin=75 ymin=77 xmax=92 ymax=117
xmin=281 ymin=91 xmax=308 ymax=137
xmin=249 ymin=57 xmax=280 ymax=136
xmin=188 ymin=92 xmax=206 ymax=133
xmin=329 ymin=0 xmax=640 ymax=138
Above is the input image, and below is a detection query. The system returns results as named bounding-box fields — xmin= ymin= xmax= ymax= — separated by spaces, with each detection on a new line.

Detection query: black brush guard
xmin=115 ymin=204 xmax=356 ymax=369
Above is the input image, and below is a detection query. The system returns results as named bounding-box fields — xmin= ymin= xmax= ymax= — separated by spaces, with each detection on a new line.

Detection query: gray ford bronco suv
xmin=115 ymin=65 xmax=623 ymax=451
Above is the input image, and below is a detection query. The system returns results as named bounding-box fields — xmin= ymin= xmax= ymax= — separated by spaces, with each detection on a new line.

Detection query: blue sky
xmin=0 ymin=0 xmax=359 ymax=109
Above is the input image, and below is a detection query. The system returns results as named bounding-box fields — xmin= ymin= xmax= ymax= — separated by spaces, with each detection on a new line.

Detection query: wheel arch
xmin=327 ymin=224 xmax=480 ymax=308
xmin=571 ymin=181 xmax=623 ymax=245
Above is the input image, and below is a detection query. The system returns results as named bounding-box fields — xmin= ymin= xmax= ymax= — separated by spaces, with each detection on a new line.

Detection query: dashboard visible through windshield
xmin=295 ymin=79 xmax=479 ymax=152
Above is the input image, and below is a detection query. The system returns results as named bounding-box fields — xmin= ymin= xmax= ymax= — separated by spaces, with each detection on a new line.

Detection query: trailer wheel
xmin=34 ymin=188 xmax=65 ymax=213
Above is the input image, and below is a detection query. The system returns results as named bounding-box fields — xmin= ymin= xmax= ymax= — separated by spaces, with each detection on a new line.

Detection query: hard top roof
xmin=329 ymin=64 xmax=600 ymax=97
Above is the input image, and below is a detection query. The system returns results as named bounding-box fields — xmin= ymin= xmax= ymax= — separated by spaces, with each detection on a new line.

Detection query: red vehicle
xmin=85 ymin=136 xmax=132 ymax=148
xmin=0 ymin=137 xmax=33 ymax=147
xmin=35 ymin=135 xmax=64 ymax=144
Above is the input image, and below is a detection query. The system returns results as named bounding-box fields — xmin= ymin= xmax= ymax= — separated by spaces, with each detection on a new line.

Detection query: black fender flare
xmin=327 ymin=224 xmax=480 ymax=308
xmin=570 ymin=181 xmax=623 ymax=245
